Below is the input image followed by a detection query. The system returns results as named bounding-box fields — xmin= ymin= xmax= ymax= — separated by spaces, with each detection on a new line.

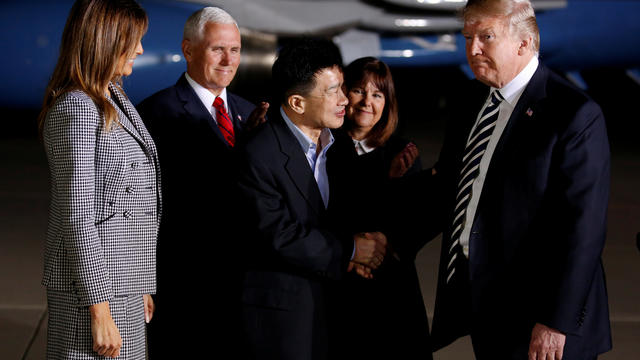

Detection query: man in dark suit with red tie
xmin=428 ymin=1 xmax=612 ymax=359
xmin=137 ymin=6 xmax=266 ymax=358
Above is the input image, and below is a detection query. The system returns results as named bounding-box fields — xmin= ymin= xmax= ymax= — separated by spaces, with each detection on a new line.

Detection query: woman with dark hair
xmin=38 ymin=0 xmax=160 ymax=358
xmin=328 ymin=56 xmax=433 ymax=359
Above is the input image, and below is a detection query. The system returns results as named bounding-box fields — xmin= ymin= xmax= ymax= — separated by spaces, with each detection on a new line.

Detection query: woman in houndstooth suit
xmin=38 ymin=1 xmax=161 ymax=358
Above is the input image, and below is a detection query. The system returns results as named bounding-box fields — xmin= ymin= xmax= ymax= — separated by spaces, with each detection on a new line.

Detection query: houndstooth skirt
xmin=46 ymin=289 xmax=146 ymax=359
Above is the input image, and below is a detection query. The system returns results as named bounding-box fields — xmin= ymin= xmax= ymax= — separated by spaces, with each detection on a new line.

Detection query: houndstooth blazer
xmin=42 ymin=83 xmax=162 ymax=307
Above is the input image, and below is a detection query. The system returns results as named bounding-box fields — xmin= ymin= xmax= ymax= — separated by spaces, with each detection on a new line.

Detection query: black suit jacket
xmin=236 ymin=112 xmax=351 ymax=360
xmin=430 ymin=64 xmax=612 ymax=358
xmin=136 ymin=73 xmax=256 ymax=356
xmin=326 ymin=129 xmax=433 ymax=360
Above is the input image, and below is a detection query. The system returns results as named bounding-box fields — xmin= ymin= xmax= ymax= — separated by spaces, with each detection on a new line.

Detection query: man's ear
xmin=182 ymin=39 xmax=192 ymax=62
xmin=518 ymin=36 xmax=532 ymax=55
xmin=287 ymin=94 xmax=306 ymax=115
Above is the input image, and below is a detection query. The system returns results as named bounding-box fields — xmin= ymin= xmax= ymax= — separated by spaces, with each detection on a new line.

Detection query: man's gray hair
xmin=183 ymin=7 xmax=237 ymax=42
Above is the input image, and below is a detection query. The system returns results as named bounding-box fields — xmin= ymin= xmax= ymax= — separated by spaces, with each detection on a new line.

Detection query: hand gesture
xmin=352 ymin=231 xmax=387 ymax=269
xmin=347 ymin=261 xmax=373 ymax=279
xmin=245 ymin=101 xmax=269 ymax=131
xmin=389 ymin=142 xmax=419 ymax=178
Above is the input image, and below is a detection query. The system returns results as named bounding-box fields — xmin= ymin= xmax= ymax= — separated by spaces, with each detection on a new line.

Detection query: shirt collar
xmin=185 ymin=72 xmax=228 ymax=115
xmin=493 ymin=56 xmax=539 ymax=106
xmin=353 ymin=138 xmax=376 ymax=155
xmin=280 ymin=106 xmax=334 ymax=154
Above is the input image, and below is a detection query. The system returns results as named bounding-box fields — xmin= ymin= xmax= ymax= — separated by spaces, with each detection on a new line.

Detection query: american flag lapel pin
xmin=526 ymin=108 xmax=533 ymax=117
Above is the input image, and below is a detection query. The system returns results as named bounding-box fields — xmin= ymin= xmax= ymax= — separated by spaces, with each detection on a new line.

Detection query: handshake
xmin=348 ymin=232 xmax=388 ymax=279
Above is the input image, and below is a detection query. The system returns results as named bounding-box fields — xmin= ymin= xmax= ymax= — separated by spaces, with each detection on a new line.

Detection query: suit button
xmin=123 ymin=211 xmax=133 ymax=219
xmin=125 ymin=186 xmax=134 ymax=193
xmin=131 ymin=162 xmax=139 ymax=168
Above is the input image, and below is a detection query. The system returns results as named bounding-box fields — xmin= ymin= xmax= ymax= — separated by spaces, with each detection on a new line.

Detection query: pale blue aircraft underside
xmin=2 ymin=0 xmax=639 ymax=108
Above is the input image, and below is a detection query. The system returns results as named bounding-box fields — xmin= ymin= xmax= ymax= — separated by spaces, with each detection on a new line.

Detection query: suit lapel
xmin=108 ymin=83 xmax=146 ymax=144
xmin=108 ymin=83 xmax=162 ymax=214
xmin=175 ymin=74 xmax=229 ymax=145
xmin=272 ymin=115 xmax=325 ymax=215
xmin=227 ymin=93 xmax=246 ymax=136
xmin=491 ymin=64 xmax=548 ymax=163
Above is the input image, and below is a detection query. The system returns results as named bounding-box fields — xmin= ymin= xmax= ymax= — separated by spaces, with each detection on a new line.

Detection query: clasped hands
xmin=348 ymin=231 xmax=388 ymax=279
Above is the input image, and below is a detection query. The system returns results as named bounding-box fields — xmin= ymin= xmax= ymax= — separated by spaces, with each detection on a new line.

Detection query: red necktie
xmin=213 ymin=97 xmax=235 ymax=147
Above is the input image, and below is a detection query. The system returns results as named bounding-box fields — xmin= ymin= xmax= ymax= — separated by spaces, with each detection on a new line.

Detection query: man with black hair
xmin=236 ymin=37 xmax=387 ymax=360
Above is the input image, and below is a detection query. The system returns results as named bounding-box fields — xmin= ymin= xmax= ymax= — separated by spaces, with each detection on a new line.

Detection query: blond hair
xmin=463 ymin=0 xmax=540 ymax=53
xmin=39 ymin=0 xmax=148 ymax=132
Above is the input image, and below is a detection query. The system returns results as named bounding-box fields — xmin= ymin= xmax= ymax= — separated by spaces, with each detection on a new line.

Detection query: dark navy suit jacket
xmin=236 ymin=112 xmax=352 ymax=360
xmin=136 ymin=73 xmax=256 ymax=356
xmin=430 ymin=64 xmax=612 ymax=358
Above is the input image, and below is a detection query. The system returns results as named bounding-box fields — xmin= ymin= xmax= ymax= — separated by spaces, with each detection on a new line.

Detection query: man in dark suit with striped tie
xmin=428 ymin=1 xmax=612 ymax=359
xmin=136 ymin=6 xmax=267 ymax=358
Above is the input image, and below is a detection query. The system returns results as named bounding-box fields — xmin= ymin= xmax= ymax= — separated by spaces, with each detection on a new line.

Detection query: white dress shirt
xmin=460 ymin=56 xmax=539 ymax=258
xmin=184 ymin=72 xmax=229 ymax=124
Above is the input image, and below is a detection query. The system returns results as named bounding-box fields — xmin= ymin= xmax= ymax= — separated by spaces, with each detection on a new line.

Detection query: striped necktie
xmin=213 ymin=96 xmax=235 ymax=147
xmin=446 ymin=90 xmax=504 ymax=284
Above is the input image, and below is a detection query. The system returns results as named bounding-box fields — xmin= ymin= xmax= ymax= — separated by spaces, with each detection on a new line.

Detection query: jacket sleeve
xmin=237 ymin=147 xmax=346 ymax=279
xmin=44 ymin=94 xmax=113 ymax=306
xmin=544 ymin=100 xmax=610 ymax=335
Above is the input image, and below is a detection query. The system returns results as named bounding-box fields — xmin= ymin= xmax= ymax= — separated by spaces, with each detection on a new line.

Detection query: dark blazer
xmin=236 ymin=112 xmax=351 ymax=360
xmin=326 ymin=129 xmax=433 ymax=360
xmin=136 ymin=73 xmax=256 ymax=356
xmin=430 ymin=63 xmax=612 ymax=359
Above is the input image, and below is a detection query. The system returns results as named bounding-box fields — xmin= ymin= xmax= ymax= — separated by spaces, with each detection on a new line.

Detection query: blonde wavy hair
xmin=39 ymin=0 xmax=148 ymax=132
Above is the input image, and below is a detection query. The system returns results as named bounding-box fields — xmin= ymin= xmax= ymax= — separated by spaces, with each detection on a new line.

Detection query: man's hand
xmin=245 ymin=101 xmax=269 ymax=131
xmin=389 ymin=142 xmax=419 ymax=178
xmin=352 ymin=231 xmax=387 ymax=269
xmin=143 ymin=294 xmax=155 ymax=323
xmin=528 ymin=323 xmax=566 ymax=360
xmin=89 ymin=301 xmax=122 ymax=358
xmin=347 ymin=261 xmax=373 ymax=279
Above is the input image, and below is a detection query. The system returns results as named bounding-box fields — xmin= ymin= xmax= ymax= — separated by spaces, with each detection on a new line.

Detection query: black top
xmin=326 ymin=128 xmax=433 ymax=360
